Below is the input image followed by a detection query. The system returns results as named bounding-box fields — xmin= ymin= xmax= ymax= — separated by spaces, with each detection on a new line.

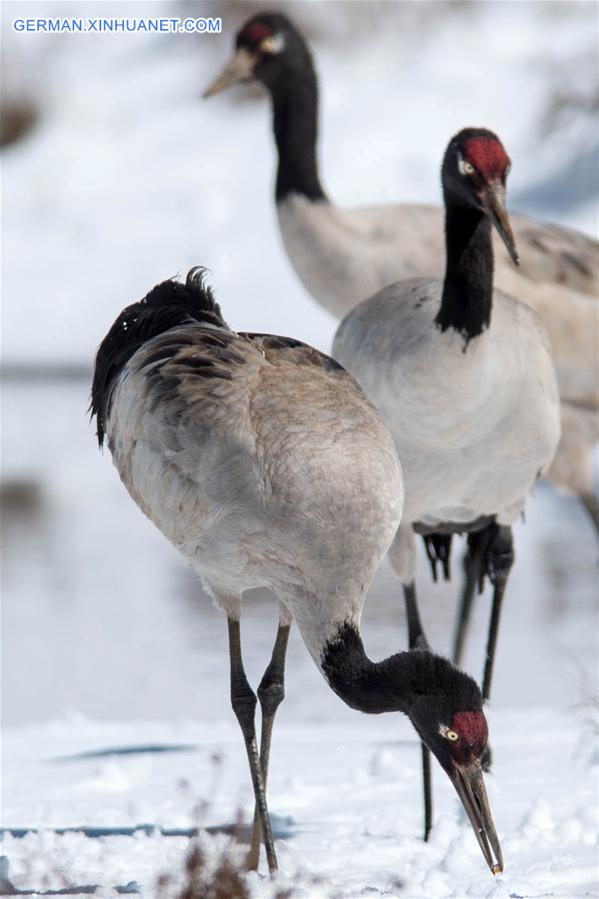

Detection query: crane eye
xmin=447 ymin=729 xmax=459 ymax=742
xmin=457 ymin=154 xmax=475 ymax=177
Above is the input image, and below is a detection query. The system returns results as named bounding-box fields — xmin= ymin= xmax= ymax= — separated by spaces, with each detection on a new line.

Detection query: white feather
xmin=333 ymin=278 xmax=561 ymax=580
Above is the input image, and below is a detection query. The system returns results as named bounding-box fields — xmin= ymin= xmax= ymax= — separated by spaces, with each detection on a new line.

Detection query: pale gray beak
xmin=202 ymin=48 xmax=257 ymax=98
xmin=482 ymin=180 xmax=520 ymax=267
xmin=449 ymin=760 xmax=504 ymax=875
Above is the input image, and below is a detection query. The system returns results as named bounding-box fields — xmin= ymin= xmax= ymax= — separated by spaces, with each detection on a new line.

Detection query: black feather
xmin=236 ymin=13 xmax=326 ymax=202
xmin=321 ymin=621 xmax=482 ymax=717
xmin=90 ymin=268 xmax=227 ymax=447
xmin=422 ymin=534 xmax=453 ymax=582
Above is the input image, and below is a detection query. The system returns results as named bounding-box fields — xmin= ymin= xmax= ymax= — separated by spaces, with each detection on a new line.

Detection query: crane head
xmin=442 ymin=127 xmax=519 ymax=266
xmin=203 ymin=13 xmax=311 ymax=98
xmin=409 ymin=669 xmax=503 ymax=875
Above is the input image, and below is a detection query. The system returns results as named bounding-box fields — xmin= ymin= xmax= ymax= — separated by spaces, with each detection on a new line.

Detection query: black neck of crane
xmin=435 ymin=201 xmax=494 ymax=343
xmin=270 ymin=62 xmax=326 ymax=203
xmin=321 ymin=622 xmax=435 ymax=715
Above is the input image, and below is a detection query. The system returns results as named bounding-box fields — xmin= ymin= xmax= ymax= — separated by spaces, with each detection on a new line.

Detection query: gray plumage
xmin=92 ymin=270 xmax=505 ymax=875
xmin=333 ymin=276 xmax=561 ymax=583
xmin=279 ymin=197 xmax=598 ymax=507
xmin=103 ymin=286 xmax=403 ymax=662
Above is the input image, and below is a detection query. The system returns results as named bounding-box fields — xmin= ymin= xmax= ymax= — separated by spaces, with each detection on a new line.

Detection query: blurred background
xmin=2 ymin=0 xmax=598 ymax=735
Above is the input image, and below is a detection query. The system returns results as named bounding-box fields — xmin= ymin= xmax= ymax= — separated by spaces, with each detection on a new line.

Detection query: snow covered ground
xmin=3 ymin=708 xmax=598 ymax=897
xmin=2 ymin=1 xmax=598 ymax=896
xmin=2 ymin=381 xmax=598 ymax=895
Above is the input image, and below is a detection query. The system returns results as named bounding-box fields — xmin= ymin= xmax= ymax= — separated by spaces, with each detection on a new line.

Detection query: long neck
xmin=321 ymin=622 xmax=421 ymax=715
xmin=435 ymin=199 xmax=494 ymax=342
xmin=271 ymin=67 xmax=326 ymax=203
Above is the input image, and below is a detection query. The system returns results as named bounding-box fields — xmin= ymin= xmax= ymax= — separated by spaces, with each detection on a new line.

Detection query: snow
xmin=3 ymin=378 xmax=598 ymax=895
xmin=2 ymin=710 xmax=598 ymax=896
xmin=2 ymin=1 xmax=598 ymax=896
xmin=2 ymin=1 xmax=598 ymax=367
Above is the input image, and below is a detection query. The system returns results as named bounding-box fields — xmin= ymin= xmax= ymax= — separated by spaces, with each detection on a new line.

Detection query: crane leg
xmin=227 ymin=618 xmax=277 ymax=875
xmin=403 ymin=582 xmax=430 ymax=652
xmin=452 ymin=528 xmax=494 ymax=667
xmin=403 ymin=582 xmax=432 ymax=841
xmin=481 ymin=525 xmax=514 ymax=703
xmin=246 ymin=621 xmax=291 ymax=872
xmin=581 ymin=492 xmax=599 ymax=537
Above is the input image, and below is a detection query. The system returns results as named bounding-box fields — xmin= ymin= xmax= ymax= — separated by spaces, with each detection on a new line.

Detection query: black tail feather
xmin=90 ymin=268 xmax=227 ymax=447
xmin=423 ymin=534 xmax=453 ymax=582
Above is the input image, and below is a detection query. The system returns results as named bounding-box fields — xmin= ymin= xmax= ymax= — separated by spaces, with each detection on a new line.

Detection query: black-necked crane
xmin=333 ymin=128 xmax=561 ymax=722
xmin=203 ymin=11 xmax=599 ymax=533
xmin=91 ymin=268 xmax=503 ymax=876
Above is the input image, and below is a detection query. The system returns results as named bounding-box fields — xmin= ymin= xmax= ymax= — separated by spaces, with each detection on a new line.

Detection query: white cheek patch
xmin=457 ymin=153 xmax=467 ymax=176
xmin=438 ymin=723 xmax=449 ymax=738
xmin=262 ymin=33 xmax=285 ymax=55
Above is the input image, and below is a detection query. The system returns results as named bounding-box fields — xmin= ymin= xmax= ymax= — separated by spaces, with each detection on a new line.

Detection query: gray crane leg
xmin=246 ymin=621 xmax=291 ymax=871
xmin=227 ymin=618 xmax=277 ymax=875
